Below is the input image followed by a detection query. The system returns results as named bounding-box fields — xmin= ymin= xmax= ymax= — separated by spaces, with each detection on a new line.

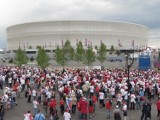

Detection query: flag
xmin=44 ymin=43 xmax=46 ymax=48
xmin=85 ymin=38 xmax=88 ymax=47
xmin=100 ymin=40 xmax=102 ymax=44
xmin=90 ymin=41 xmax=92 ymax=46
xmin=118 ymin=39 xmax=122 ymax=47
xmin=55 ymin=42 xmax=58 ymax=46
xmin=27 ymin=42 xmax=28 ymax=48
xmin=76 ymin=39 xmax=78 ymax=45
xmin=62 ymin=40 xmax=63 ymax=47
xmin=88 ymin=40 xmax=90 ymax=47
xmin=132 ymin=40 xmax=134 ymax=47
xmin=50 ymin=42 xmax=51 ymax=47
xmin=23 ymin=42 xmax=25 ymax=49
xmin=19 ymin=42 xmax=21 ymax=48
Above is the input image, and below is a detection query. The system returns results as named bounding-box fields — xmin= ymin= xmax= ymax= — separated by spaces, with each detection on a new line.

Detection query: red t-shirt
xmin=106 ymin=101 xmax=111 ymax=110
xmin=49 ymin=99 xmax=56 ymax=108
xmin=80 ymin=100 xmax=88 ymax=114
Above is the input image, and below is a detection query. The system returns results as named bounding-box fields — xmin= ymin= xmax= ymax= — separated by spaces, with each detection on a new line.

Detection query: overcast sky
xmin=0 ymin=0 xmax=160 ymax=49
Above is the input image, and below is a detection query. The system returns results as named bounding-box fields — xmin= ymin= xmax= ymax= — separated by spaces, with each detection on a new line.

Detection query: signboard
xmin=139 ymin=55 xmax=151 ymax=70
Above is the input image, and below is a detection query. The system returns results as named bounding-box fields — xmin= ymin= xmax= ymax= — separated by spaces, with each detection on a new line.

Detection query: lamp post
xmin=120 ymin=49 xmax=134 ymax=108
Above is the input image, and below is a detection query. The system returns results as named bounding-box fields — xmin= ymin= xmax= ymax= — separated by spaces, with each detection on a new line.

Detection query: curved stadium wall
xmin=7 ymin=20 xmax=149 ymax=50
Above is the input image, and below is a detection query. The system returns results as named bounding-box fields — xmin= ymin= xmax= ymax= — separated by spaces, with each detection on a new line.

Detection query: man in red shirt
xmin=59 ymin=98 xmax=65 ymax=115
xmin=156 ymin=98 xmax=160 ymax=117
xmin=105 ymin=98 xmax=112 ymax=119
xmin=49 ymin=97 xmax=57 ymax=115
xmin=80 ymin=97 xmax=88 ymax=120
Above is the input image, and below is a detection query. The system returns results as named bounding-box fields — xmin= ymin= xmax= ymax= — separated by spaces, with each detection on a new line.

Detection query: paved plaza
xmin=3 ymin=91 xmax=159 ymax=120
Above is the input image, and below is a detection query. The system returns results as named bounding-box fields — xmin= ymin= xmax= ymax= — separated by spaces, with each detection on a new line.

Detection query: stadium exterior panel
xmin=7 ymin=20 xmax=149 ymax=50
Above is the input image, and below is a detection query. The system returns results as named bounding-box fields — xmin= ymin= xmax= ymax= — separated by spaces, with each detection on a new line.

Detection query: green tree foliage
xmin=14 ymin=48 xmax=28 ymax=66
xmin=28 ymin=45 xmax=32 ymax=49
xmin=83 ymin=46 xmax=96 ymax=67
xmin=55 ymin=45 xmax=67 ymax=67
xmin=63 ymin=40 xmax=73 ymax=61
xmin=95 ymin=45 xmax=98 ymax=51
xmin=37 ymin=45 xmax=41 ymax=49
xmin=75 ymin=41 xmax=85 ymax=64
xmin=116 ymin=50 xmax=121 ymax=56
xmin=9 ymin=58 xmax=14 ymax=64
xmin=30 ymin=56 xmax=34 ymax=62
xmin=97 ymin=42 xmax=107 ymax=66
xmin=69 ymin=46 xmax=75 ymax=61
xmin=110 ymin=45 xmax=115 ymax=54
xmin=36 ymin=47 xmax=49 ymax=69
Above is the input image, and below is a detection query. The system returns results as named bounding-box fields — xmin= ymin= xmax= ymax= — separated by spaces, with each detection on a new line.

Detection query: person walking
xmin=71 ymin=96 xmax=77 ymax=114
xmin=34 ymin=110 xmax=45 ymax=120
xmin=80 ymin=97 xmax=88 ymax=120
xmin=63 ymin=109 xmax=71 ymax=120
xmin=27 ymin=87 xmax=32 ymax=103
xmin=60 ymin=98 xmax=65 ymax=115
xmin=141 ymin=100 xmax=149 ymax=120
xmin=113 ymin=105 xmax=121 ymax=120
xmin=122 ymin=102 xmax=127 ymax=120
xmin=33 ymin=98 xmax=39 ymax=116
xmin=42 ymin=97 xmax=48 ymax=117
xmin=88 ymin=97 xmax=94 ymax=118
xmin=156 ymin=98 xmax=160 ymax=117
xmin=24 ymin=110 xmax=33 ymax=120
xmin=105 ymin=97 xmax=112 ymax=119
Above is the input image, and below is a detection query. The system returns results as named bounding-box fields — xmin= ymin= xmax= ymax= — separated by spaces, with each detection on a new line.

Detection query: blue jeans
xmin=34 ymin=108 xmax=38 ymax=115
xmin=81 ymin=113 xmax=87 ymax=120
xmin=106 ymin=109 xmax=111 ymax=118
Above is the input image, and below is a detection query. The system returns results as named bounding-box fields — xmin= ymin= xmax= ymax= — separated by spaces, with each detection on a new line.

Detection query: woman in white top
xmin=99 ymin=91 xmax=104 ymax=107
xmin=24 ymin=111 xmax=33 ymax=120
xmin=63 ymin=109 xmax=71 ymax=120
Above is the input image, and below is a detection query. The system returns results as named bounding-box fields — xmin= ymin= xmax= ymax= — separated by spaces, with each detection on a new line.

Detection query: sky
xmin=0 ymin=0 xmax=160 ymax=49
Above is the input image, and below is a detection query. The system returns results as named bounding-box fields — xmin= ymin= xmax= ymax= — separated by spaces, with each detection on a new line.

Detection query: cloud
xmin=0 ymin=0 xmax=160 ymax=48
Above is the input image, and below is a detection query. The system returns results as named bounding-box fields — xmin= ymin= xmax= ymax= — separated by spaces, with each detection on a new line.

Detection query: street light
xmin=120 ymin=49 xmax=135 ymax=108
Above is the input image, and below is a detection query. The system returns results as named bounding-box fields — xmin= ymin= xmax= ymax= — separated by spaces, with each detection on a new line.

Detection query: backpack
xmin=114 ymin=112 xmax=121 ymax=120
xmin=89 ymin=99 xmax=94 ymax=106
xmin=109 ymin=100 xmax=112 ymax=106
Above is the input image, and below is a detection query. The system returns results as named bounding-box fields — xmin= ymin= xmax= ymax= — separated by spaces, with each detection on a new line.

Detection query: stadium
xmin=7 ymin=20 xmax=149 ymax=51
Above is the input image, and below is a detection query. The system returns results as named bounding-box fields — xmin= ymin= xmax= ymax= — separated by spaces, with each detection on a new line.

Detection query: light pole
xmin=120 ymin=49 xmax=134 ymax=108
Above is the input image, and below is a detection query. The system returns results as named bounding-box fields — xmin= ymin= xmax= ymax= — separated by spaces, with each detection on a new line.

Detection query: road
xmin=4 ymin=91 xmax=159 ymax=120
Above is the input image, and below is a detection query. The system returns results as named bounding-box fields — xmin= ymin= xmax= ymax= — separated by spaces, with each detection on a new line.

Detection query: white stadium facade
xmin=7 ymin=20 xmax=149 ymax=51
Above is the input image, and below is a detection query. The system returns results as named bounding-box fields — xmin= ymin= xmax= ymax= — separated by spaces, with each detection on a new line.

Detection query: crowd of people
xmin=0 ymin=66 xmax=160 ymax=120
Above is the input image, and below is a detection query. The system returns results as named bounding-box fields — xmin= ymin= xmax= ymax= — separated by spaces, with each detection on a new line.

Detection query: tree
xmin=9 ymin=58 xmax=14 ymax=64
xmin=69 ymin=46 xmax=75 ymax=61
xmin=36 ymin=47 xmax=49 ymax=69
xmin=28 ymin=45 xmax=32 ymax=49
xmin=55 ymin=45 xmax=67 ymax=68
xmin=97 ymin=42 xmax=107 ymax=66
xmin=83 ymin=46 xmax=96 ymax=67
xmin=14 ymin=48 xmax=28 ymax=66
xmin=95 ymin=45 xmax=98 ymax=51
xmin=110 ymin=45 xmax=115 ymax=54
xmin=116 ymin=50 xmax=121 ymax=56
xmin=30 ymin=56 xmax=34 ymax=62
xmin=37 ymin=45 xmax=41 ymax=49
xmin=75 ymin=41 xmax=85 ymax=65
xmin=63 ymin=40 xmax=73 ymax=61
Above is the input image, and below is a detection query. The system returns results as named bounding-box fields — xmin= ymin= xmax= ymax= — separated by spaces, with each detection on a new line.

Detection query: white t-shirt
xmin=20 ymin=78 xmax=25 ymax=85
xmin=33 ymin=100 xmax=39 ymax=108
xmin=32 ymin=90 xmax=36 ymax=97
xmin=130 ymin=94 xmax=136 ymax=103
xmin=122 ymin=104 xmax=127 ymax=111
xmin=24 ymin=113 xmax=31 ymax=120
xmin=99 ymin=92 xmax=104 ymax=100
xmin=46 ymin=91 xmax=51 ymax=99
xmin=63 ymin=112 xmax=71 ymax=120
xmin=89 ymin=86 xmax=94 ymax=93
